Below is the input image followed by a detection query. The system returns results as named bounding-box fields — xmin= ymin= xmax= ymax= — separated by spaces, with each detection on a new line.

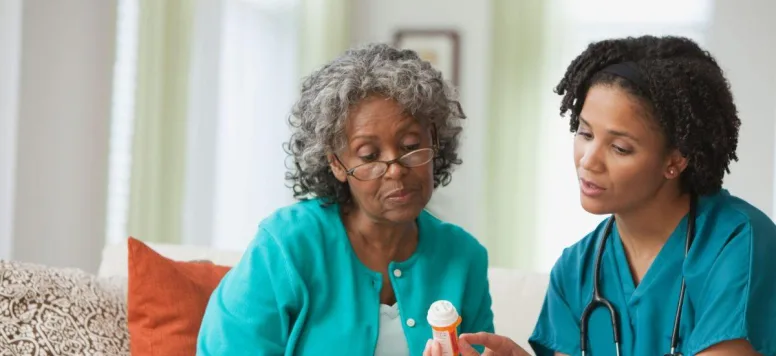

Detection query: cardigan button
xmin=393 ymin=269 xmax=402 ymax=278
xmin=406 ymin=318 xmax=416 ymax=327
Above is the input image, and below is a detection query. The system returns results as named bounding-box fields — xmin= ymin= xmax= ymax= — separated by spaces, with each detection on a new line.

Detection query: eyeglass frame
xmin=332 ymin=125 xmax=440 ymax=181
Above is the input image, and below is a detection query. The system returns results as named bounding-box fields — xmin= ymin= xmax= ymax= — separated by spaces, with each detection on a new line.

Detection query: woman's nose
xmin=383 ymin=158 xmax=409 ymax=178
xmin=579 ymin=145 xmax=605 ymax=173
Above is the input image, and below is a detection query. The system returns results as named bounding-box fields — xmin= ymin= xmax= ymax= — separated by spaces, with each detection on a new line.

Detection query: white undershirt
xmin=374 ymin=304 xmax=410 ymax=356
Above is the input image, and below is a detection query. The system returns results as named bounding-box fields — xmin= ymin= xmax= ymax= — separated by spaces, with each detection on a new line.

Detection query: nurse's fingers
xmin=459 ymin=333 xmax=507 ymax=350
xmin=458 ymin=337 xmax=485 ymax=356
xmin=459 ymin=333 xmax=530 ymax=356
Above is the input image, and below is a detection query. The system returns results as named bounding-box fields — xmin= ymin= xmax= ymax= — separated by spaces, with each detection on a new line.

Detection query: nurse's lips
xmin=580 ymin=178 xmax=606 ymax=197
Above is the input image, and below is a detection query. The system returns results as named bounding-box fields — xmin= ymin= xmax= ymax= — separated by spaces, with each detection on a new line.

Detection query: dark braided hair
xmin=555 ymin=35 xmax=741 ymax=196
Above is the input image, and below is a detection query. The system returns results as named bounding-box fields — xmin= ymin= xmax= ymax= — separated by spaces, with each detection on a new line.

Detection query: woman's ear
xmin=664 ymin=149 xmax=689 ymax=180
xmin=329 ymin=153 xmax=348 ymax=183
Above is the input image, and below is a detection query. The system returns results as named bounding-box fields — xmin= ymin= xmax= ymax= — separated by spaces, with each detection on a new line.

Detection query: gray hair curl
xmin=284 ymin=43 xmax=465 ymax=204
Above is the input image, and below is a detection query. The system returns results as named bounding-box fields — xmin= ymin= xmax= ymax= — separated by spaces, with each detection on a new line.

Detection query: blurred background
xmin=0 ymin=0 xmax=774 ymax=274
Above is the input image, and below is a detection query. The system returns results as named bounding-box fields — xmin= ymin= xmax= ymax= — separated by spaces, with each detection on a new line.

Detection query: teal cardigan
xmin=197 ymin=199 xmax=494 ymax=355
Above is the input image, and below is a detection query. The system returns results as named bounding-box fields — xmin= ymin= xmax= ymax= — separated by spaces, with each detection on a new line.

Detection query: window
xmin=205 ymin=0 xmax=299 ymax=251
xmin=105 ymin=0 xmax=138 ymax=246
xmin=106 ymin=0 xmax=300 ymax=249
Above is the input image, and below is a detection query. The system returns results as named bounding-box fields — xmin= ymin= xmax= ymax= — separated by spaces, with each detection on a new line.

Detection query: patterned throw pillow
xmin=0 ymin=260 xmax=129 ymax=356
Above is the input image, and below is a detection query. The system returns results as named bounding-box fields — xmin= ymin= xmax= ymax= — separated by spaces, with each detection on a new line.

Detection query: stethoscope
xmin=580 ymin=195 xmax=697 ymax=356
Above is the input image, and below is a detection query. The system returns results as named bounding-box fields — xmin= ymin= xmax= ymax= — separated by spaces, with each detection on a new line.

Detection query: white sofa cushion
xmin=97 ymin=241 xmax=243 ymax=278
xmin=487 ymin=267 xmax=549 ymax=353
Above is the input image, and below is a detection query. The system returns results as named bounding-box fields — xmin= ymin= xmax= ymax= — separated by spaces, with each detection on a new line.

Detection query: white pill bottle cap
xmin=427 ymin=300 xmax=461 ymax=328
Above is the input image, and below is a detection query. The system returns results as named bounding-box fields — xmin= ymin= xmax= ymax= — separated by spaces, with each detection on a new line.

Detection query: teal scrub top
xmin=529 ymin=190 xmax=776 ymax=356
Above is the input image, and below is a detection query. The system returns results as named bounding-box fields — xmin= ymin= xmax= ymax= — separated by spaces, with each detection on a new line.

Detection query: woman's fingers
xmin=423 ymin=339 xmax=445 ymax=356
xmin=423 ymin=339 xmax=432 ymax=356
xmin=432 ymin=339 xmax=443 ymax=355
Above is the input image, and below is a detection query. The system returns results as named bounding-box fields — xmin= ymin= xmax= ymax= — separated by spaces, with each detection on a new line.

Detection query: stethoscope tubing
xmin=579 ymin=195 xmax=696 ymax=356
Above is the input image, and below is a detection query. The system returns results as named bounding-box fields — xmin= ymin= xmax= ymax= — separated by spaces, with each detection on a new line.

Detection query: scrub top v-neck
xmin=528 ymin=190 xmax=776 ymax=356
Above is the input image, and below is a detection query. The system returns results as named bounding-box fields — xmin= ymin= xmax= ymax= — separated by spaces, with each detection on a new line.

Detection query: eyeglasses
xmin=335 ymin=148 xmax=436 ymax=181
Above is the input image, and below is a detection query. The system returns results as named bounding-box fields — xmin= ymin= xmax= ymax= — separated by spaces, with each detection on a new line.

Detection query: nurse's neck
xmin=614 ymin=189 xmax=691 ymax=263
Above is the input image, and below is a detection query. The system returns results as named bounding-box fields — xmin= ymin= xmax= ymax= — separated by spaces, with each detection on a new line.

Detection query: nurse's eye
xmin=613 ymin=145 xmax=632 ymax=155
xmin=576 ymin=131 xmax=593 ymax=140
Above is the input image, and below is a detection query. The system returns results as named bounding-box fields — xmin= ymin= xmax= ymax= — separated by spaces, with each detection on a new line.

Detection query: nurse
xmin=425 ymin=35 xmax=776 ymax=355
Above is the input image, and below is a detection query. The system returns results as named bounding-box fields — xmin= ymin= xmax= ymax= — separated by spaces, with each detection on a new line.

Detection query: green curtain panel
xmin=486 ymin=0 xmax=547 ymax=269
xmin=298 ymin=0 xmax=351 ymax=78
xmin=127 ymin=0 xmax=194 ymax=244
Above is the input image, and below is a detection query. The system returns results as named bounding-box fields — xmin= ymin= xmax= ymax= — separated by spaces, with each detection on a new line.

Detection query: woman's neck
xmin=342 ymin=206 xmax=418 ymax=264
xmin=614 ymin=189 xmax=691 ymax=259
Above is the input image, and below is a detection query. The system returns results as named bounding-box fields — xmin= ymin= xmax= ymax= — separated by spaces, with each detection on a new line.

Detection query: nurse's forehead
xmin=580 ymin=86 xmax=658 ymax=138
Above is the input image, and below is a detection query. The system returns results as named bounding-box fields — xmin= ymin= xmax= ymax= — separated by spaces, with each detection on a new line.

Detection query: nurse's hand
xmin=459 ymin=333 xmax=531 ymax=356
xmin=422 ymin=332 xmax=531 ymax=356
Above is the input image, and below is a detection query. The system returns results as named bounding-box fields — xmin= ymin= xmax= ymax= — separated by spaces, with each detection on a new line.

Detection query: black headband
xmin=599 ymin=61 xmax=649 ymax=93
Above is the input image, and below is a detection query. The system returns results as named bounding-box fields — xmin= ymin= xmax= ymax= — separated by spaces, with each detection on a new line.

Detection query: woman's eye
xmin=404 ymin=143 xmax=421 ymax=151
xmin=359 ymin=153 xmax=378 ymax=161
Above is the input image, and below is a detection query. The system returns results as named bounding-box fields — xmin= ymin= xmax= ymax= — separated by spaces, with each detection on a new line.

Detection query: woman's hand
xmin=422 ymin=332 xmax=531 ymax=356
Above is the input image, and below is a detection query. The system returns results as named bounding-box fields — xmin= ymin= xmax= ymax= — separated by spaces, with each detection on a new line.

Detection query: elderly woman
xmin=197 ymin=43 xmax=494 ymax=355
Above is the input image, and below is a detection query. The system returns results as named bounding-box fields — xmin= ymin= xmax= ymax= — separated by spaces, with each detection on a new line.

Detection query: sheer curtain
xmin=182 ymin=0 xmax=300 ymax=250
xmin=185 ymin=0 xmax=350 ymax=251
xmin=208 ymin=0 xmax=299 ymax=251
xmin=532 ymin=0 xmax=715 ymax=272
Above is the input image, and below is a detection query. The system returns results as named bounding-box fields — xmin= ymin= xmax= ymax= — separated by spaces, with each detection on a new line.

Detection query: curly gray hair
xmin=284 ymin=43 xmax=465 ymax=204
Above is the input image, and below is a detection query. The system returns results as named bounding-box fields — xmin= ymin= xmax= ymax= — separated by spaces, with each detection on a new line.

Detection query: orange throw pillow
xmin=127 ymin=237 xmax=231 ymax=356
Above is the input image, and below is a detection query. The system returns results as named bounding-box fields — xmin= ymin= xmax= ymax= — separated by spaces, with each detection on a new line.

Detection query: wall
xmin=707 ymin=0 xmax=776 ymax=217
xmin=350 ymin=0 xmax=492 ymax=240
xmin=12 ymin=0 xmax=116 ymax=271
xmin=0 ymin=0 xmax=22 ymax=260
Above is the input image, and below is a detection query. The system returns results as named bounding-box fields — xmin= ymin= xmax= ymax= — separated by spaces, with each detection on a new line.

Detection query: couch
xmin=0 ymin=240 xmax=550 ymax=355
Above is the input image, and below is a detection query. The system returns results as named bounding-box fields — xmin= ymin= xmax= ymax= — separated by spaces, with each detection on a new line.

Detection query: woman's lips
xmin=580 ymin=178 xmax=606 ymax=197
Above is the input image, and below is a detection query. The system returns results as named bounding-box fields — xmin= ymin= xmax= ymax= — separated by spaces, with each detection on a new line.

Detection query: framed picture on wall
xmin=393 ymin=29 xmax=461 ymax=87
